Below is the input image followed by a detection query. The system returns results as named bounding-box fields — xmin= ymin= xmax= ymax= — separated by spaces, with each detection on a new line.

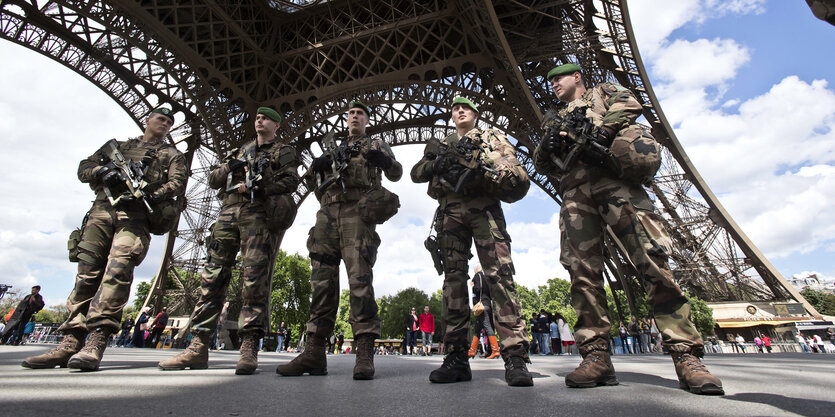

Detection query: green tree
xmin=686 ymin=292 xmax=716 ymax=336
xmin=378 ymin=287 xmax=430 ymax=339
xmin=269 ymin=250 xmax=312 ymax=343
xmin=516 ymin=284 xmax=541 ymax=322
xmin=428 ymin=289 xmax=443 ymax=340
xmin=132 ymin=280 xmax=152 ymax=310
xmin=801 ymin=288 xmax=835 ymax=315
xmin=33 ymin=305 xmax=69 ymax=324
xmin=335 ymin=289 xmax=352 ymax=339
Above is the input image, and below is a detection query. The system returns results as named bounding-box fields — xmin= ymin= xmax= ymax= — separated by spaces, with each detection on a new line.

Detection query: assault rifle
xmin=225 ymin=145 xmax=269 ymax=203
xmin=100 ymin=139 xmax=154 ymax=213
xmin=425 ymin=137 xmax=499 ymax=194
xmin=541 ymin=107 xmax=613 ymax=171
xmin=315 ymin=132 xmax=362 ymax=194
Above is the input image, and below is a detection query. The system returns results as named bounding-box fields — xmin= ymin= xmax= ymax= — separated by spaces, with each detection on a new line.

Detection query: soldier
xmin=411 ymin=97 xmax=533 ymax=386
xmin=159 ymin=106 xmax=300 ymax=374
xmin=533 ymin=63 xmax=724 ymax=395
xmin=277 ymin=100 xmax=402 ymax=380
xmin=21 ymin=107 xmax=187 ymax=371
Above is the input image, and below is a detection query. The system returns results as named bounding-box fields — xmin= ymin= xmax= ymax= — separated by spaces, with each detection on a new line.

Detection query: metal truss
xmin=0 ymin=0 xmax=817 ymax=317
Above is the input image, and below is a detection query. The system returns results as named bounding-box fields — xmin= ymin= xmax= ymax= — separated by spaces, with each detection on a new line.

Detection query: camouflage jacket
xmin=78 ymin=137 xmax=187 ymax=204
xmin=208 ymin=138 xmax=300 ymax=206
xmin=411 ymin=128 xmax=529 ymax=206
xmin=533 ymin=82 xmax=644 ymax=191
xmin=307 ymin=134 xmax=402 ymax=205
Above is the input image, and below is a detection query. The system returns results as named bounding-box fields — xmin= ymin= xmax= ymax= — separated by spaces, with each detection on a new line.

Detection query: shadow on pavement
xmin=723 ymin=393 xmax=835 ymax=417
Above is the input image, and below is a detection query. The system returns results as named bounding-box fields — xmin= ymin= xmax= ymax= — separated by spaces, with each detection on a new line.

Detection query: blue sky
xmin=0 ymin=0 xmax=832 ymax=309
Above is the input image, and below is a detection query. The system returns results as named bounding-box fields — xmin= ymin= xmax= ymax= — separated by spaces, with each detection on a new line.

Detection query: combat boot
xmin=276 ymin=334 xmax=328 ymax=376
xmin=21 ymin=329 xmax=87 ymax=369
xmin=158 ymin=333 xmax=210 ymax=370
xmin=68 ymin=327 xmax=111 ymax=372
xmin=504 ymin=356 xmax=534 ymax=386
xmin=353 ymin=334 xmax=376 ymax=380
xmin=235 ymin=334 xmax=259 ymax=375
xmin=429 ymin=349 xmax=471 ymax=383
xmin=671 ymin=351 xmax=724 ymax=395
xmin=486 ymin=336 xmax=501 ymax=359
xmin=565 ymin=349 xmax=619 ymax=388
xmin=467 ymin=337 xmax=479 ymax=358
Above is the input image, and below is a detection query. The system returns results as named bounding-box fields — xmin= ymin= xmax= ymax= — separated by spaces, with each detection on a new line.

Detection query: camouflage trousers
xmin=438 ymin=200 xmax=529 ymax=359
xmin=306 ymin=201 xmax=381 ymax=338
xmin=559 ymin=177 xmax=703 ymax=354
xmin=189 ymin=202 xmax=283 ymax=338
xmin=60 ymin=203 xmax=151 ymax=334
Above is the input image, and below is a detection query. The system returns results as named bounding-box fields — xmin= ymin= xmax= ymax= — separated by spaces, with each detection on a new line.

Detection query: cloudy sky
xmin=0 ymin=0 xmax=833 ymax=310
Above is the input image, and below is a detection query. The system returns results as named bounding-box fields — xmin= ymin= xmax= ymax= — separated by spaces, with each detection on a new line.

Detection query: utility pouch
xmin=148 ymin=196 xmax=185 ymax=235
xmin=358 ymin=186 xmax=400 ymax=224
xmin=68 ymin=211 xmax=91 ymax=262
xmin=264 ymin=194 xmax=298 ymax=232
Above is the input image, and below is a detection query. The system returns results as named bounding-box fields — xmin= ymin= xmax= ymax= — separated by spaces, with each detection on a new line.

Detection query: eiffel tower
xmin=0 ymin=0 xmax=819 ymax=318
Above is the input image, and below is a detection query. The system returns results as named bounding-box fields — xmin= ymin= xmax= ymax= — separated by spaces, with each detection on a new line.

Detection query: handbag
xmin=473 ymin=301 xmax=484 ymax=316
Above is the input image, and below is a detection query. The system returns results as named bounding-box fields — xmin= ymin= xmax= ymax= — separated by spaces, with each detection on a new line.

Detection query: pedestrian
xmin=533 ymin=63 xmax=722 ymax=394
xmin=412 ymin=96 xmax=533 ymax=386
xmin=529 ymin=313 xmax=540 ymax=355
xmin=796 ymin=332 xmax=810 ymax=353
xmin=132 ymin=307 xmax=151 ymax=348
xmin=419 ymin=305 xmax=435 ymax=356
xmin=337 ymin=333 xmax=345 ymax=354
xmin=628 ymin=316 xmax=644 ymax=353
xmin=22 ymin=107 xmax=186 ymax=371
xmin=115 ymin=315 xmax=134 ymax=347
xmin=276 ymin=322 xmax=288 ymax=353
xmin=754 ymin=335 xmax=763 ymax=353
xmin=640 ymin=318 xmax=652 ymax=353
xmin=405 ymin=307 xmax=419 ymax=355
xmin=735 ymin=334 xmax=746 ymax=353
xmin=618 ymin=323 xmax=630 ymax=354
xmin=759 ymin=334 xmax=772 ymax=353
xmin=468 ymin=264 xmax=499 ymax=359
xmin=147 ymin=307 xmax=169 ymax=348
xmin=550 ymin=315 xmax=562 ymax=355
xmin=2 ymin=285 xmax=45 ymax=345
xmin=536 ymin=310 xmax=551 ymax=355
xmin=160 ymin=106 xmax=300 ymax=374
xmin=813 ymin=334 xmax=825 ymax=353
xmin=557 ymin=314 xmax=575 ymax=355
xmin=277 ymin=100 xmax=402 ymax=380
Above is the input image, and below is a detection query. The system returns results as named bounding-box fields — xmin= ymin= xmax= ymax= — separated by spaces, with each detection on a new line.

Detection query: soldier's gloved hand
xmin=540 ymin=132 xmax=562 ymax=154
xmin=311 ymin=155 xmax=332 ymax=172
xmin=100 ymin=164 xmax=126 ymax=187
xmin=227 ymin=158 xmax=246 ymax=173
xmin=95 ymin=162 xmax=115 ymax=180
xmin=365 ymin=149 xmax=392 ymax=170
xmin=429 ymin=154 xmax=452 ymax=174
xmin=255 ymin=158 xmax=270 ymax=173
xmin=148 ymin=192 xmax=164 ymax=204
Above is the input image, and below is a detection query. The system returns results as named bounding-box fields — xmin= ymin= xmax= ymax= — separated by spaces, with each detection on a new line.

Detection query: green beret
xmin=257 ymin=106 xmax=282 ymax=122
xmin=546 ymin=63 xmax=582 ymax=80
xmin=348 ymin=100 xmax=371 ymax=116
xmin=150 ymin=107 xmax=175 ymax=123
xmin=451 ymin=96 xmax=479 ymax=113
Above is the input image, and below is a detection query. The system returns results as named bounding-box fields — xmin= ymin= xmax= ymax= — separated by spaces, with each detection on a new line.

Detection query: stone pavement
xmin=1 ymin=344 xmax=833 ymax=416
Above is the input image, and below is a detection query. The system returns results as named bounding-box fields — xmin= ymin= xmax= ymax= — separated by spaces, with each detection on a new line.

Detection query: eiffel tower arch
xmin=0 ymin=0 xmax=819 ymax=319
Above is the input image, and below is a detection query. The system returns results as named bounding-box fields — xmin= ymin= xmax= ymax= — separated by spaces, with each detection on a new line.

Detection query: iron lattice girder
xmin=0 ymin=0 xmax=817 ymax=315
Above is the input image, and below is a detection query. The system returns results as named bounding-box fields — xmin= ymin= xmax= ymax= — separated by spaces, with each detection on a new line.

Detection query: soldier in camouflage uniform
xmin=277 ymin=101 xmax=402 ymax=380
xmin=533 ymin=63 xmax=724 ymax=395
xmin=159 ymin=107 xmax=300 ymax=375
xmin=22 ymin=107 xmax=187 ymax=371
xmin=412 ymin=97 xmax=533 ymax=387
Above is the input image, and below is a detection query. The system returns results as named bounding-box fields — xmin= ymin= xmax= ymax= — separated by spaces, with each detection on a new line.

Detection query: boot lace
xmin=505 ymin=356 xmax=528 ymax=371
xmin=676 ymin=354 xmax=708 ymax=374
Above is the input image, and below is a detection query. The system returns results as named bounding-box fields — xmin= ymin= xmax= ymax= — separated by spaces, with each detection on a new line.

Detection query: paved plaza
xmin=1 ymin=344 xmax=832 ymax=416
